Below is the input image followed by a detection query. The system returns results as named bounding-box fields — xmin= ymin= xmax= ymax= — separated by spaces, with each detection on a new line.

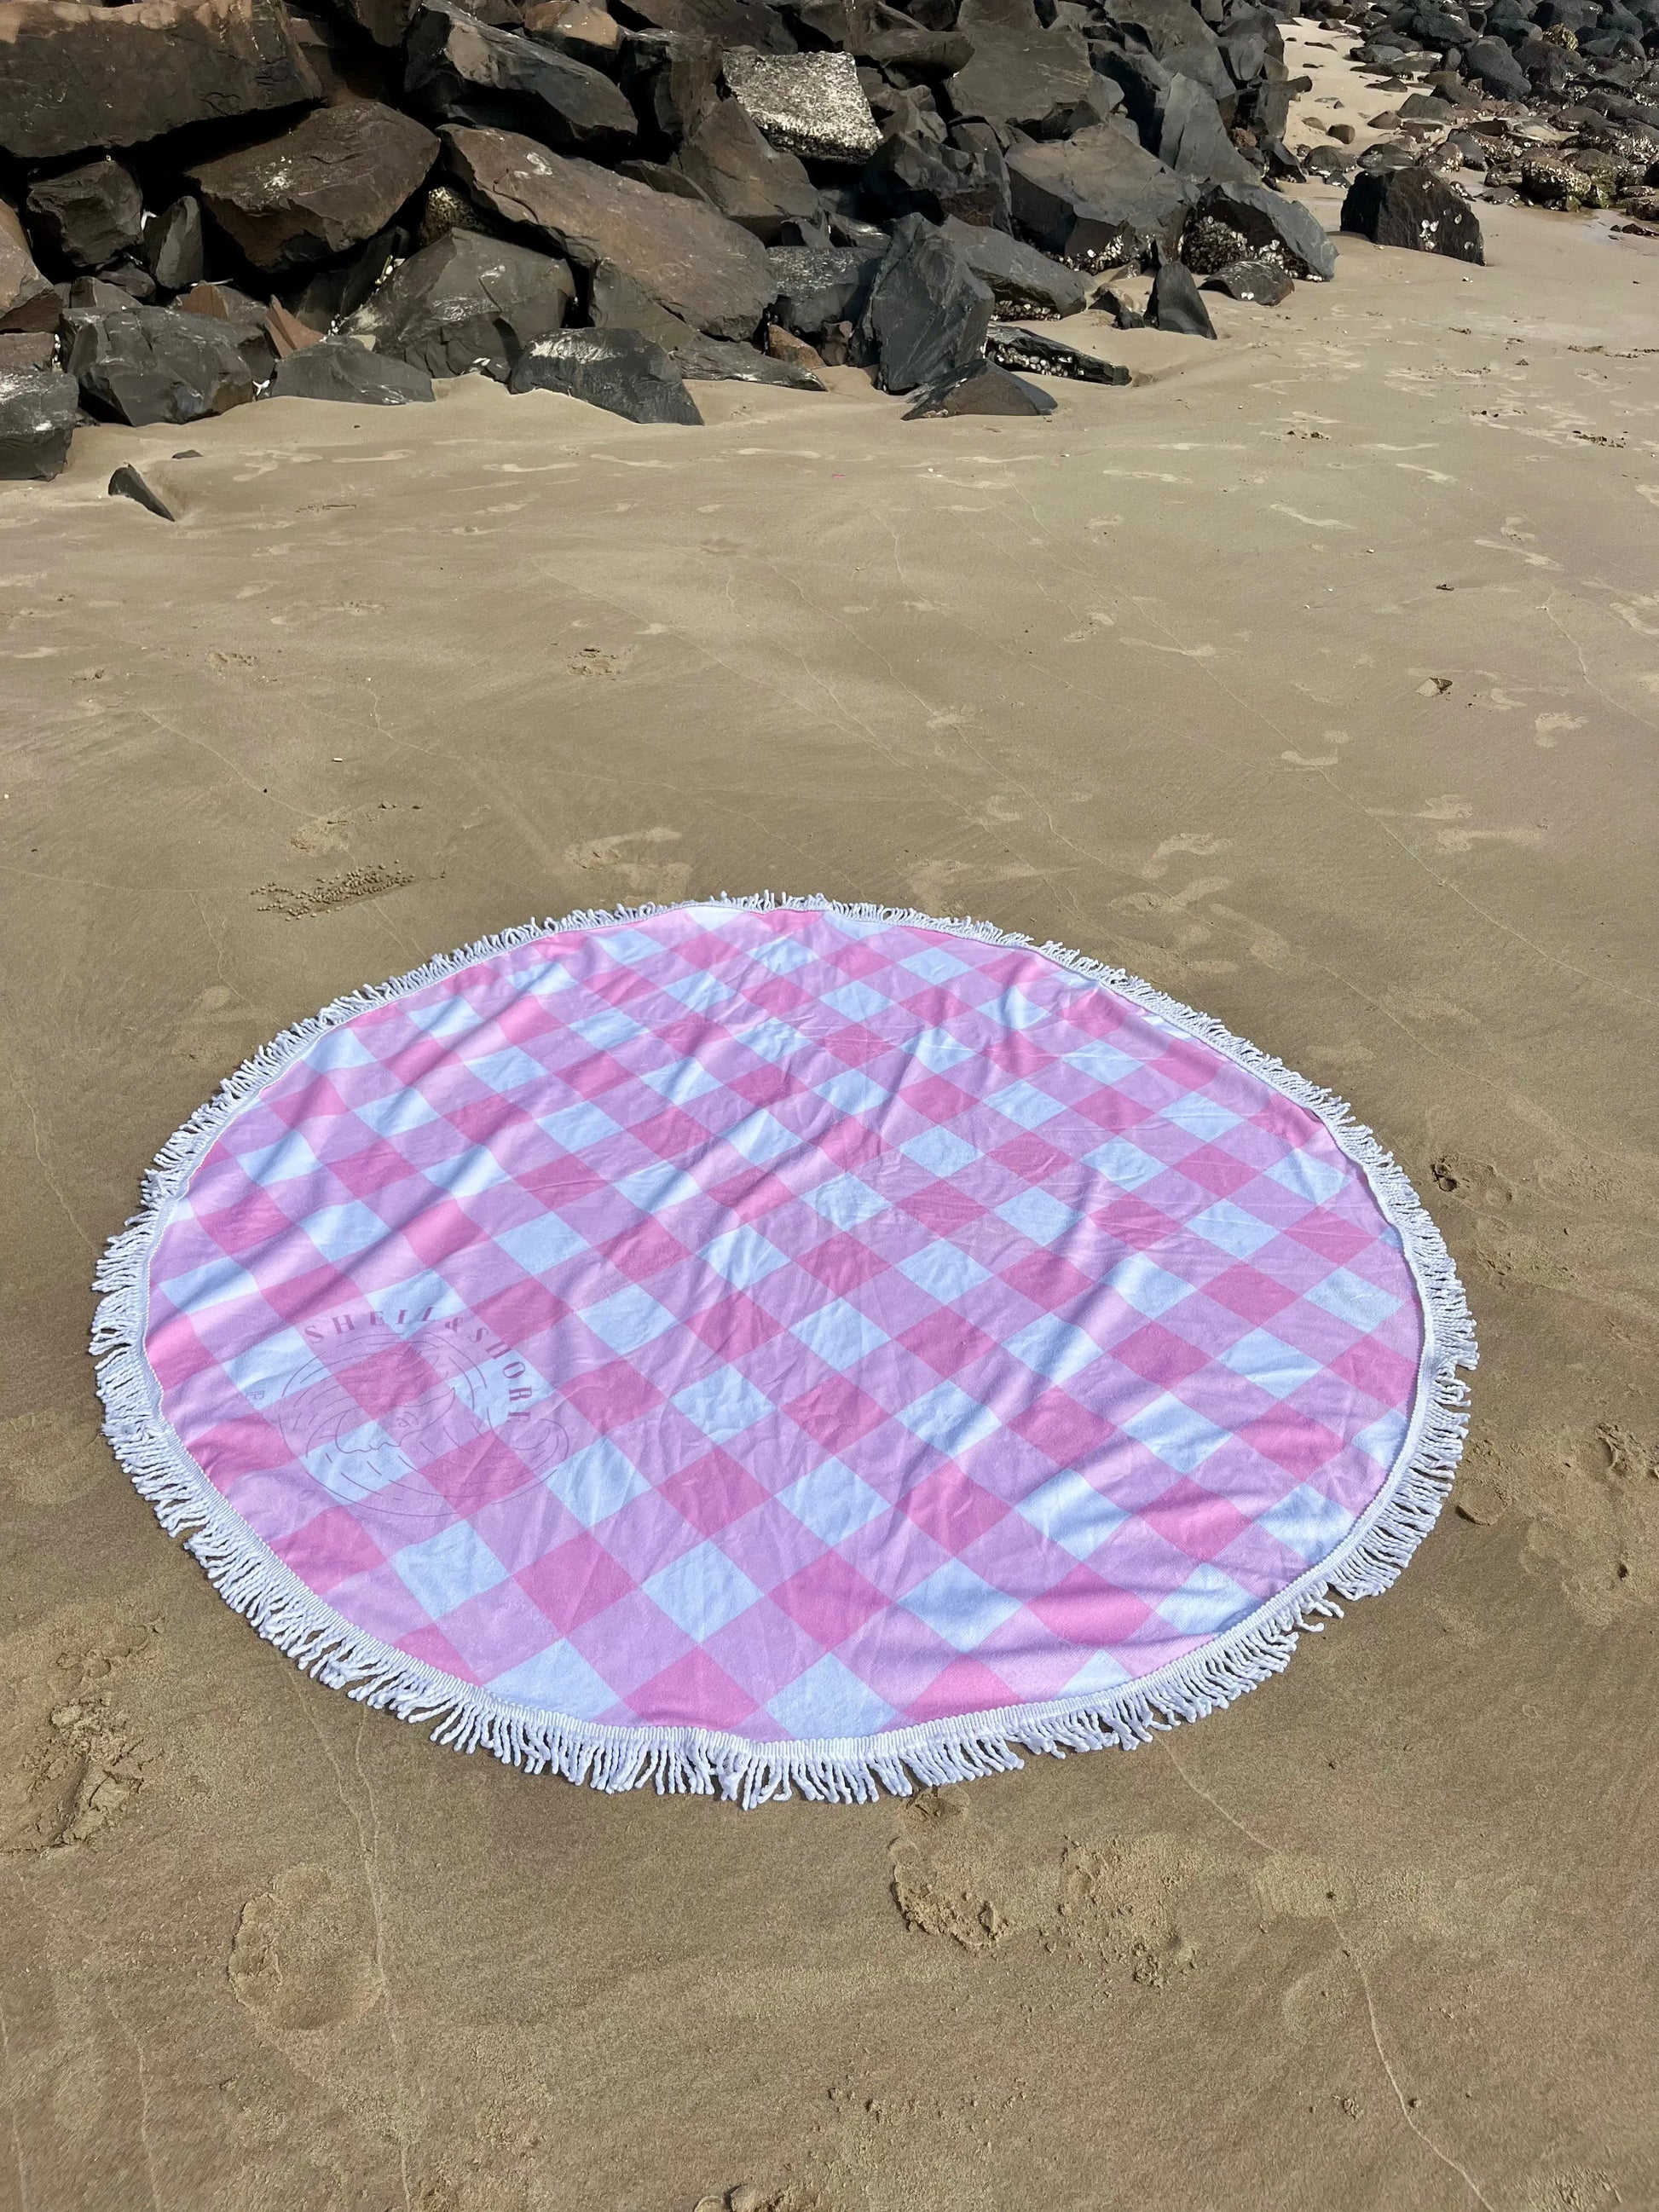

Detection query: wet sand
xmin=3 ymin=185 xmax=1656 ymax=2212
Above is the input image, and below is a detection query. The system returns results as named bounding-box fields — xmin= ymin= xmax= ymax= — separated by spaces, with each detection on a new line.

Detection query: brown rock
xmin=189 ymin=103 xmax=440 ymax=273
xmin=0 ymin=0 xmax=320 ymax=165
xmin=522 ymin=0 xmax=622 ymax=60
xmin=0 ymin=332 xmax=55 ymax=372
xmin=443 ymin=124 xmax=772 ymax=338
xmin=266 ymin=301 xmax=327 ymax=356
xmin=174 ymin=280 xmax=269 ymax=324
xmin=0 ymin=203 xmax=59 ymax=335
xmin=765 ymin=321 xmax=824 ymax=370
xmin=610 ymin=0 xmax=783 ymax=48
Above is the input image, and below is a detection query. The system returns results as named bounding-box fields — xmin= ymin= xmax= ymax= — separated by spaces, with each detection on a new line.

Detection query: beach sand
xmin=3 ymin=180 xmax=1656 ymax=2212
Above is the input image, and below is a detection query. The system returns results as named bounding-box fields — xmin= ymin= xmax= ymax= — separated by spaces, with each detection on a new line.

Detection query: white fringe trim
xmin=92 ymin=894 xmax=1477 ymax=1808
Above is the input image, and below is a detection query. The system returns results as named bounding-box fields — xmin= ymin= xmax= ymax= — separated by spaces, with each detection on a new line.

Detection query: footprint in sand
xmin=1430 ymin=1153 xmax=1513 ymax=1209
xmin=229 ymin=1864 xmax=382 ymax=2031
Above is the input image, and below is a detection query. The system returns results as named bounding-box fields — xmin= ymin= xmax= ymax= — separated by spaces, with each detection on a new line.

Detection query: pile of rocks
xmin=1299 ymin=0 xmax=1659 ymax=229
xmin=0 ymin=0 xmax=1358 ymax=473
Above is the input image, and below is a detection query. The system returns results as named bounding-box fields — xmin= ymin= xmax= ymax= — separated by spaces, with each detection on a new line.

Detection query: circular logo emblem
xmin=257 ymin=1311 xmax=568 ymax=1523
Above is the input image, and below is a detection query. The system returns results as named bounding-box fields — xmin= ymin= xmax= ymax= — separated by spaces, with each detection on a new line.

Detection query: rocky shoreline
xmin=0 ymin=0 xmax=1655 ymax=480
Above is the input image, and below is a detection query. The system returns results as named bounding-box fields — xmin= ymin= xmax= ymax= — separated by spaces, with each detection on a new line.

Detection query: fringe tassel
xmin=91 ymin=893 xmax=1477 ymax=1807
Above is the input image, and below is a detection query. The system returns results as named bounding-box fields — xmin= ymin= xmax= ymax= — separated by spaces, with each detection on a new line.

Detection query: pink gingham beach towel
xmin=95 ymin=898 xmax=1474 ymax=1804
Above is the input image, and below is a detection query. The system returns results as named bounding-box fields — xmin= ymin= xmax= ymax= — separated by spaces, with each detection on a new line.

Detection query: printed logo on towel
xmin=266 ymin=1311 xmax=568 ymax=1521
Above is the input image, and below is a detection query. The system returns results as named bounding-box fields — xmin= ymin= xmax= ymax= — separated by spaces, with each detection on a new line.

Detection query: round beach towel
xmin=95 ymin=898 xmax=1474 ymax=1804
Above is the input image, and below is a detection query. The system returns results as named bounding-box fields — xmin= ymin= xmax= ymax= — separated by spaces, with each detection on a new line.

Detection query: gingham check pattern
xmin=146 ymin=907 xmax=1425 ymax=1741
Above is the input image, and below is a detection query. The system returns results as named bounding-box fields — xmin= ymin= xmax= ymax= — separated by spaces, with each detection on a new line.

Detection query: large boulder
xmin=1461 ymin=34 xmax=1531 ymax=99
xmin=0 ymin=205 xmax=59 ymax=335
xmin=674 ymin=98 xmax=820 ymax=240
xmin=1006 ymin=125 xmax=1192 ymax=264
xmin=942 ymin=0 xmax=1094 ymax=138
xmin=0 ymin=369 xmax=78 ymax=479
xmin=936 ymin=215 xmax=1087 ymax=318
xmin=858 ymin=214 xmax=992 ymax=393
xmin=0 ymin=0 xmax=319 ymax=164
xmin=188 ymin=104 xmax=440 ymax=274
xmin=404 ymin=5 xmax=639 ymax=154
xmin=345 ymin=228 xmax=575 ymax=377
xmin=721 ymin=52 xmax=882 ymax=163
xmin=508 ymin=326 xmax=704 ymax=422
xmin=1340 ymin=168 xmax=1483 ymax=262
xmin=1182 ymin=180 xmax=1338 ymax=280
xmin=25 ymin=160 xmax=144 ymax=275
xmin=267 ymin=336 xmax=436 ymax=401
xmin=1156 ymin=76 xmax=1257 ymax=187
xmin=444 ymin=126 xmax=773 ymax=338
xmin=66 ymin=307 xmax=256 ymax=424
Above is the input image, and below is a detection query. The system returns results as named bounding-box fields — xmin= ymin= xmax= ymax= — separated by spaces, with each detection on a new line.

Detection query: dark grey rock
xmin=405 ymin=4 xmax=639 ymax=153
xmin=0 ymin=0 xmax=319 ymax=165
xmin=674 ymin=97 xmax=820 ymax=240
xmin=1202 ymin=257 xmax=1292 ymax=303
xmin=858 ymin=214 xmax=992 ymax=394
xmin=1156 ymin=76 xmax=1258 ymax=188
xmin=1147 ymin=256 xmax=1216 ymax=335
xmin=1100 ymin=286 xmax=1144 ymax=327
xmin=508 ymin=326 xmax=703 ymax=421
xmin=942 ymin=0 xmax=1094 ymax=137
xmin=66 ymin=308 xmax=255 ymax=425
xmin=1095 ymin=0 xmax=1233 ymax=101
xmin=283 ymin=228 xmax=408 ymax=332
xmin=1461 ymin=34 xmax=1531 ymax=97
xmin=108 ymin=464 xmax=176 ymax=519
xmin=1006 ymin=125 xmax=1192 ymax=264
xmin=722 ymin=51 xmax=882 ymax=163
xmin=444 ymin=126 xmax=774 ymax=338
xmin=1183 ymin=181 xmax=1338 ymax=280
xmin=189 ymin=105 xmax=440 ymax=275
xmin=861 ymin=130 xmax=1009 ymax=229
xmin=1341 ymin=166 xmax=1484 ymax=261
xmin=937 ymin=217 xmax=1087 ymax=318
xmin=0 ymin=368 xmax=77 ymax=479
xmin=26 ymin=161 xmax=143 ymax=276
xmin=69 ymin=276 xmax=151 ymax=315
xmin=677 ymin=335 xmax=823 ymax=386
xmin=985 ymin=323 xmax=1130 ymax=380
xmin=143 ymin=199 xmax=205 ymax=295
xmin=764 ymin=243 xmax=882 ymax=335
xmin=267 ymin=336 xmax=436 ymax=403
xmin=903 ymin=361 xmax=1056 ymax=416
xmin=345 ymin=229 xmax=575 ymax=378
